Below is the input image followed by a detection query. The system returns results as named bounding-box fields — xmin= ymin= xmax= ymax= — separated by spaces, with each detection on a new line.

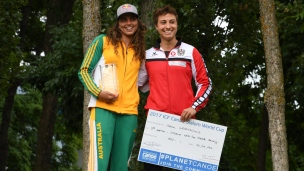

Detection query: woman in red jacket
xmin=138 ymin=5 xmax=212 ymax=171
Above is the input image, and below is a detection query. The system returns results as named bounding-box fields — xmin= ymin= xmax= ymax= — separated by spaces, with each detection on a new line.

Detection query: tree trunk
xmin=258 ymin=0 xmax=288 ymax=170
xmin=140 ymin=0 xmax=156 ymax=28
xmin=140 ymin=0 xmax=157 ymax=45
xmin=82 ymin=0 xmax=101 ymax=170
xmin=34 ymin=92 xmax=58 ymax=171
xmin=34 ymin=0 xmax=75 ymax=170
xmin=0 ymin=80 xmax=20 ymax=171
xmin=256 ymin=105 xmax=269 ymax=171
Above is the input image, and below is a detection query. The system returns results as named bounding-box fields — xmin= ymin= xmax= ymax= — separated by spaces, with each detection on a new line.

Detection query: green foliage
xmin=48 ymin=25 xmax=84 ymax=134
xmin=2 ymin=0 xmax=304 ymax=170
xmin=6 ymin=86 xmax=41 ymax=171
xmin=24 ymin=2 xmax=84 ymax=132
xmin=1 ymin=0 xmax=84 ymax=170
xmin=52 ymin=122 xmax=82 ymax=171
xmin=0 ymin=0 xmax=26 ymax=98
xmin=6 ymin=85 xmax=82 ymax=171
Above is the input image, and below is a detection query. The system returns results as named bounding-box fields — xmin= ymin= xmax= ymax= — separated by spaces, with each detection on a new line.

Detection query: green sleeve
xmin=78 ymin=34 xmax=105 ymax=98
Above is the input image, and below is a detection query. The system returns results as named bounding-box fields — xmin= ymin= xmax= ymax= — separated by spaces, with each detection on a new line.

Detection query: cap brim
xmin=117 ymin=12 xmax=138 ymax=18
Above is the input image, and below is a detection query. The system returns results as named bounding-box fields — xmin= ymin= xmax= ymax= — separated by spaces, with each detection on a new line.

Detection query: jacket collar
xmin=153 ymin=37 xmax=182 ymax=49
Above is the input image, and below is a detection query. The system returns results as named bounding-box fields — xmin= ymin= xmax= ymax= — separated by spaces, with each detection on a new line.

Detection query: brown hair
xmin=153 ymin=5 xmax=178 ymax=25
xmin=106 ymin=18 xmax=147 ymax=62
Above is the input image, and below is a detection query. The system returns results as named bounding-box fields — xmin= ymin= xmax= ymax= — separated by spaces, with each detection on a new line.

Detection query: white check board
xmin=138 ymin=110 xmax=227 ymax=171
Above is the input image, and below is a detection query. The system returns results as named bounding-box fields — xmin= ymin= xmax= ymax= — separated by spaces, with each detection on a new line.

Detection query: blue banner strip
xmin=138 ymin=148 xmax=218 ymax=171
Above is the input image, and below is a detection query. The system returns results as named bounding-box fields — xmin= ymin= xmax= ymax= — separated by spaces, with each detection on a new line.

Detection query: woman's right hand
xmin=97 ymin=91 xmax=118 ymax=103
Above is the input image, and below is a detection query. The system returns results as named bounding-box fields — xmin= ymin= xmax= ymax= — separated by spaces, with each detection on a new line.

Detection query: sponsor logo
xmin=142 ymin=151 xmax=158 ymax=161
xmin=168 ymin=61 xmax=186 ymax=67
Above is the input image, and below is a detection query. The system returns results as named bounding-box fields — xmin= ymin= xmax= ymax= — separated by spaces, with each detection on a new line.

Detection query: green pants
xmin=88 ymin=108 xmax=137 ymax=171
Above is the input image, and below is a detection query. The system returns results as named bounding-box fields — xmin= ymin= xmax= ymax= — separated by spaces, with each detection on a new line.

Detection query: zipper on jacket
xmin=165 ymin=50 xmax=172 ymax=113
xmin=119 ymin=46 xmax=128 ymax=112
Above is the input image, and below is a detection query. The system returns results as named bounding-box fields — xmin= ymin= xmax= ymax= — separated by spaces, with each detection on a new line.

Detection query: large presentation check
xmin=138 ymin=110 xmax=227 ymax=171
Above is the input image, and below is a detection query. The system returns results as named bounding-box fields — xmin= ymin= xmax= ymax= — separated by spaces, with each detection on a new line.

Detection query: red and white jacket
xmin=138 ymin=39 xmax=212 ymax=116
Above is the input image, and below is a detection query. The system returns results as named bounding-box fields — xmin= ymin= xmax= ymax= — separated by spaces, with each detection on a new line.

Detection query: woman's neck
xmin=160 ymin=38 xmax=178 ymax=51
xmin=121 ymin=35 xmax=133 ymax=48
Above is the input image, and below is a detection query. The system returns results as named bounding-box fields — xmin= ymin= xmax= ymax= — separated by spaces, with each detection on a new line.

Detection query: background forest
xmin=0 ymin=0 xmax=303 ymax=171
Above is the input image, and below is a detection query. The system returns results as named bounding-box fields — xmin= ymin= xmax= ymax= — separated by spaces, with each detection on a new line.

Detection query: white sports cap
xmin=117 ymin=4 xmax=138 ymax=18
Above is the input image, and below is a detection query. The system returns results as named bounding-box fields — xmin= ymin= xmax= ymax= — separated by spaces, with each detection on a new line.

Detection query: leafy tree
xmin=5 ymin=86 xmax=42 ymax=171
xmin=276 ymin=0 xmax=304 ymax=170
xmin=0 ymin=0 xmax=31 ymax=170
xmin=1 ymin=0 xmax=84 ymax=170
xmin=4 ymin=84 xmax=82 ymax=171
xmin=30 ymin=0 xmax=77 ymax=170
xmin=0 ymin=0 xmax=26 ymax=98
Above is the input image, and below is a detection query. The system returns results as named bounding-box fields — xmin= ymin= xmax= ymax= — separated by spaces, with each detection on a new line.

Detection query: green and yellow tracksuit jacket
xmin=78 ymin=34 xmax=141 ymax=115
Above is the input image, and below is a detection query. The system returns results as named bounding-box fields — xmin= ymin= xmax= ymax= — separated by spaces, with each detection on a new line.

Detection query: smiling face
xmin=155 ymin=13 xmax=178 ymax=42
xmin=118 ymin=13 xmax=138 ymax=38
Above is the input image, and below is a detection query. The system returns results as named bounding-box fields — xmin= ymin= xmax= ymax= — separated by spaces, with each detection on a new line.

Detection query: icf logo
xmin=142 ymin=151 xmax=157 ymax=161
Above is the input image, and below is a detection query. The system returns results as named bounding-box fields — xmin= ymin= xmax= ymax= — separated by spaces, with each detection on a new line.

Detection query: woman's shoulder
xmin=180 ymin=42 xmax=195 ymax=49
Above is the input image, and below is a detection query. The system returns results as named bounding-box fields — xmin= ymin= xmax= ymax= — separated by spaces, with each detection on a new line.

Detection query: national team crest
xmin=177 ymin=49 xmax=185 ymax=56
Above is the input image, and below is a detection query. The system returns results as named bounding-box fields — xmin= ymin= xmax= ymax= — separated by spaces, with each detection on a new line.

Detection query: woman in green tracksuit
xmin=78 ymin=4 xmax=146 ymax=171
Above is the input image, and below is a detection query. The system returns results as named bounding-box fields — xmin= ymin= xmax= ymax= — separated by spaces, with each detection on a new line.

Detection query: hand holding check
xmin=180 ymin=107 xmax=197 ymax=122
